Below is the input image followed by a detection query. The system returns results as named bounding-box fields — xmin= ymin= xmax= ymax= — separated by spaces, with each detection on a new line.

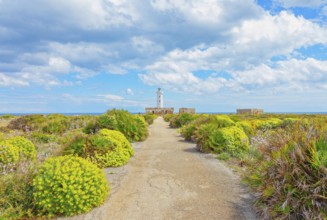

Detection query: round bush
xmin=196 ymin=126 xmax=249 ymax=156
xmin=0 ymin=141 xmax=19 ymax=165
xmin=88 ymin=129 xmax=134 ymax=167
xmin=65 ymin=129 xmax=134 ymax=168
xmin=98 ymin=129 xmax=134 ymax=157
xmin=7 ymin=136 xmax=37 ymax=160
xmin=32 ymin=156 xmax=109 ymax=217
xmin=211 ymin=126 xmax=249 ymax=156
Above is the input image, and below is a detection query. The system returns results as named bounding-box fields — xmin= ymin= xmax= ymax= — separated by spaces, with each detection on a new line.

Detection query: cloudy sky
xmin=0 ymin=0 xmax=326 ymax=113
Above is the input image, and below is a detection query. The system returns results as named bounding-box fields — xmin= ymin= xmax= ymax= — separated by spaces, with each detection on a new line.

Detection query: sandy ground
xmin=59 ymin=117 xmax=257 ymax=220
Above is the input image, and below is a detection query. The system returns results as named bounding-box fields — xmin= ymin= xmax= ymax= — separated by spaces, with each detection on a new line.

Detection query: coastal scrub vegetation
xmin=0 ymin=110 xmax=151 ymax=219
xmin=174 ymin=113 xmax=327 ymax=219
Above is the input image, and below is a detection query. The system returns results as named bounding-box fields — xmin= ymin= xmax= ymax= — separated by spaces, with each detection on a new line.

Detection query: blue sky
xmin=0 ymin=0 xmax=326 ymax=113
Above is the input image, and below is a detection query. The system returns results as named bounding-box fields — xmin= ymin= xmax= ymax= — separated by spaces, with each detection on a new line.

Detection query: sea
xmin=0 ymin=112 xmax=326 ymax=116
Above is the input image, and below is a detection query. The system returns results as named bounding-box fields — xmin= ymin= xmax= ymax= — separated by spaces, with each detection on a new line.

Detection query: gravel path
xmin=59 ymin=117 xmax=257 ymax=220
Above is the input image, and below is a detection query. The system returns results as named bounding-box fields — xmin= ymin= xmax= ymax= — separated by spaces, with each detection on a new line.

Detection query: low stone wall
xmin=145 ymin=107 xmax=174 ymax=115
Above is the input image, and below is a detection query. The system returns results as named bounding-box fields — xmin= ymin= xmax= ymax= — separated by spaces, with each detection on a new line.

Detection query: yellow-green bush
xmin=98 ymin=129 xmax=134 ymax=157
xmin=256 ymin=118 xmax=283 ymax=130
xmin=163 ymin=114 xmax=174 ymax=122
xmin=169 ymin=113 xmax=195 ymax=128
xmin=209 ymin=126 xmax=249 ymax=156
xmin=180 ymin=115 xmax=211 ymax=141
xmin=6 ymin=136 xmax=36 ymax=160
xmin=84 ymin=115 xmax=117 ymax=134
xmin=214 ymin=115 xmax=235 ymax=128
xmin=0 ymin=141 xmax=19 ymax=165
xmin=32 ymin=156 xmax=109 ymax=217
xmin=142 ymin=113 xmax=157 ymax=125
xmin=106 ymin=109 xmax=148 ymax=142
xmin=65 ymin=129 xmax=134 ymax=168
xmin=236 ymin=120 xmax=255 ymax=136
xmin=194 ymin=123 xmax=218 ymax=152
xmin=195 ymin=124 xmax=249 ymax=157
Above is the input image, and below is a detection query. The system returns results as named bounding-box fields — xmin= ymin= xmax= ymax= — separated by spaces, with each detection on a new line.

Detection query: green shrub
xmin=84 ymin=115 xmax=118 ymax=134
xmin=206 ymin=126 xmax=249 ymax=157
xmin=107 ymin=109 xmax=148 ymax=142
xmin=180 ymin=124 xmax=197 ymax=141
xmin=65 ymin=129 xmax=134 ymax=168
xmin=6 ymin=136 xmax=36 ymax=160
xmin=0 ymin=114 xmax=15 ymax=119
xmin=30 ymin=132 xmax=56 ymax=143
xmin=63 ymin=133 xmax=88 ymax=156
xmin=169 ymin=113 xmax=195 ymax=128
xmin=32 ymin=156 xmax=109 ymax=217
xmin=236 ymin=120 xmax=255 ymax=136
xmin=0 ymin=164 xmax=35 ymax=219
xmin=98 ymin=129 xmax=134 ymax=157
xmin=281 ymin=118 xmax=299 ymax=127
xmin=217 ymin=152 xmax=230 ymax=161
xmin=214 ymin=115 xmax=235 ymax=128
xmin=0 ymin=141 xmax=19 ymax=166
xmin=7 ymin=115 xmax=46 ymax=132
xmin=180 ymin=115 xmax=211 ymax=141
xmin=163 ymin=114 xmax=174 ymax=122
xmin=256 ymin=118 xmax=283 ymax=130
xmin=245 ymin=123 xmax=327 ymax=219
xmin=194 ymin=123 xmax=218 ymax=152
xmin=42 ymin=119 xmax=68 ymax=134
xmin=133 ymin=115 xmax=148 ymax=141
xmin=143 ymin=113 xmax=157 ymax=125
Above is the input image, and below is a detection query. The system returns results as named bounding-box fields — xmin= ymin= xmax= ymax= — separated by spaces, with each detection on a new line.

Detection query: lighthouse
xmin=156 ymin=88 xmax=163 ymax=108
xmin=145 ymin=88 xmax=174 ymax=115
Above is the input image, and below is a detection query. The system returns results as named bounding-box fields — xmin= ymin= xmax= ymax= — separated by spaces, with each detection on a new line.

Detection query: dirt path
xmin=60 ymin=117 xmax=256 ymax=220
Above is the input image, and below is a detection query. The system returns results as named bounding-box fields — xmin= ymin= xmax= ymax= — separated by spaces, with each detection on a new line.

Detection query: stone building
xmin=145 ymin=88 xmax=174 ymax=115
xmin=236 ymin=108 xmax=264 ymax=115
xmin=145 ymin=107 xmax=174 ymax=115
xmin=179 ymin=108 xmax=196 ymax=114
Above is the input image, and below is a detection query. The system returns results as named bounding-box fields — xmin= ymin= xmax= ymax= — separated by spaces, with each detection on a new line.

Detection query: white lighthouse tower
xmin=156 ymin=88 xmax=163 ymax=108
